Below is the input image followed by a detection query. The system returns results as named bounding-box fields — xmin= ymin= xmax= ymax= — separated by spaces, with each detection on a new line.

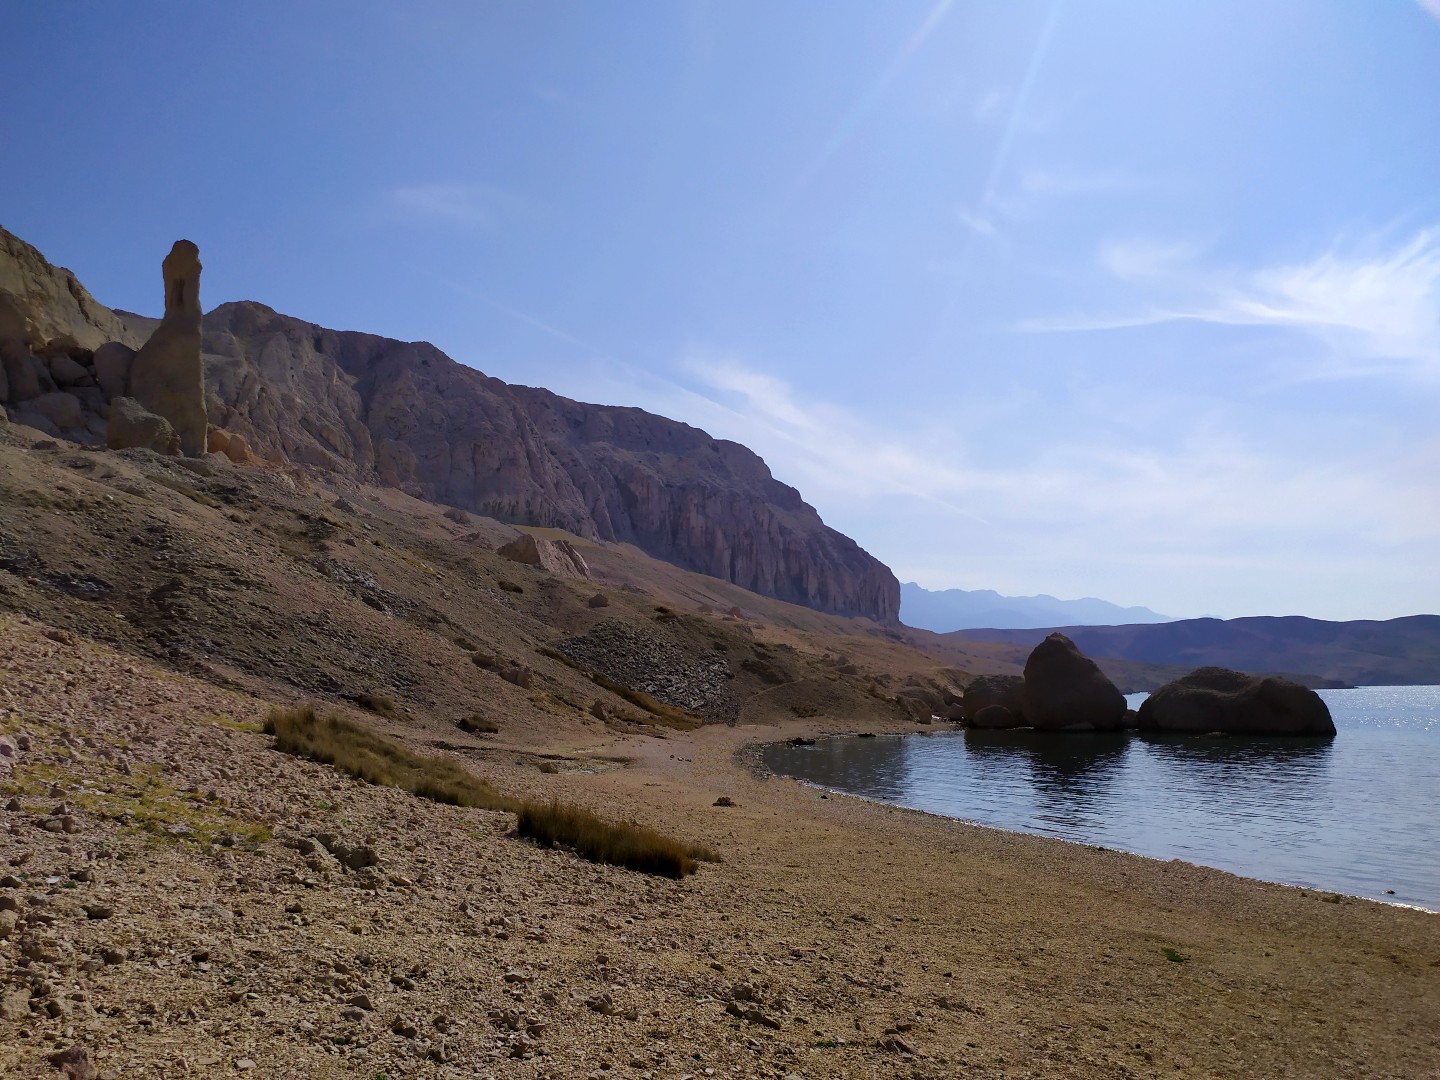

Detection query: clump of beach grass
xmin=515 ymin=798 xmax=720 ymax=879
xmin=264 ymin=705 xmax=512 ymax=810
xmin=265 ymin=705 xmax=717 ymax=876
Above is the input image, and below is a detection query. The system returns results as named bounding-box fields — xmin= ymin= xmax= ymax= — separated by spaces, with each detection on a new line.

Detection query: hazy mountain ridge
xmin=901 ymin=581 xmax=1173 ymax=632
xmin=952 ymin=615 xmax=1440 ymax=687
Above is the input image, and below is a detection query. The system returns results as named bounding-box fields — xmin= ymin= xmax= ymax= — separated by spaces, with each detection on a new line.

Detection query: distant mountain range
xmin=952 ymin=615 xmax=1440 ymax=687
xmin=901 ymin=582 xmax=1173 ymax=632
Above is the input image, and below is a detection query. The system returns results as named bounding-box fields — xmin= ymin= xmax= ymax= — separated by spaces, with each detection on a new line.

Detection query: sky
xmin=3 ymin=1 xmax=1438 ymax=622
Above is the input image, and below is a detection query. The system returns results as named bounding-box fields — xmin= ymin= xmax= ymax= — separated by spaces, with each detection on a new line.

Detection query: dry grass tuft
xmin=354 ymin=691 xmax=400 ymax=718
xmin=264 ymin=705 xmax=513 ymax=811
xmin=456 ymin=714 xmax=499 ymax=735
xmin=265 ymin=706 xmax=717 ymax=877
xmin=515 ymin=799 xmax=717 ymax=878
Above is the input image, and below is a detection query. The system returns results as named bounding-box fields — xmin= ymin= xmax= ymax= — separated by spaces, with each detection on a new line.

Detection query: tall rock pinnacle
xmin=127 ymin=240 xmax=207 ymax=456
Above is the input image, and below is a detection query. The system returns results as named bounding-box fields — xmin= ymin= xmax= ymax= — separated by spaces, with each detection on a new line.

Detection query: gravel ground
xmin=3 ymin=615 xmax=1438 ymax=1079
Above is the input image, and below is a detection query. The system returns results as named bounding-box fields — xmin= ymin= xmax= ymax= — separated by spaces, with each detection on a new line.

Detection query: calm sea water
xmin=762 ymin=686 xmax=1440 ymax=910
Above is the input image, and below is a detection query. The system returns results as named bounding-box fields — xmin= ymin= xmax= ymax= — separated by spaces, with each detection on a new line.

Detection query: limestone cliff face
xmin=0 ymin=223 xmax=900 ymax=622
xmin=200 ymin=302 xmax=899 ymax=621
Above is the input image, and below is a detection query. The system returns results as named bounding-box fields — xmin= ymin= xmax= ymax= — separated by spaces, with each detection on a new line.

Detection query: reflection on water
xmin=763 ymin=686 xmax=1440 ymax=909
xmin=963 ymin=728 xmax=1129 ymax=786
xmin=774 ymin=734 xmax=912 ymax=802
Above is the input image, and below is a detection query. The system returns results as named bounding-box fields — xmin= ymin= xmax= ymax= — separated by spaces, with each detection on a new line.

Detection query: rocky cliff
xmin=0 ymin=226 xmax=899 ymax=621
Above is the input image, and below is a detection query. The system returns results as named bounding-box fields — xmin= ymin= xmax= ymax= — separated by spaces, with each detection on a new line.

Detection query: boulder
xmin=206 ymin=425 xmax=251 ymax=463
xmin=106 ymin=396 xmax=180 ymax=455
xmin=92 ymin=341 xmax=134 ymax=401
xmin=127 ymin=240 xmax=207 ymax=456
xmin=25 ymin=391 xmax=83 ymax=432
xmin=48 ymin=352 xmax=90 ymax=387
xmin=1 ymin=348 xmax=40 ymax=404
xmin=10 ymin=410 xmax=60 ymax=437
xmin=37 ymin=334 xmax=87 ymax=361
xmin=497 ymin=533 xmax=590 ymax=579
xmin=970 ymin=704 xmax=1022 ymax=729
xmin=1021 ymin=632 xmax=1127 ymax=732
xmin=962 ymin=674 xmax=1026 ymax=726
xmin=1137 ymin=667 xmax=1336 ymax=736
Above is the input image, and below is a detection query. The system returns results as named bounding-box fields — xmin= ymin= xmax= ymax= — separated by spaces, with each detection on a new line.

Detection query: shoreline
xmin=752 ymin=725 xmax=1440 ymax=916
xmin=4 ymin=619 xmax=1440 ymax=1077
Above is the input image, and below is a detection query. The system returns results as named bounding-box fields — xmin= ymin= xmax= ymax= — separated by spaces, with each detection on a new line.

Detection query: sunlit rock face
xmin=197 ymin=301 xmax=900 ymax=622
xmin=0 ymin=223 xmax=899 ymax=621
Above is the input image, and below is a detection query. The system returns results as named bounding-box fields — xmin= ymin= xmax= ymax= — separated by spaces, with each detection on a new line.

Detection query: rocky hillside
xmin=0 ymin=226 xmax=899 ymax=622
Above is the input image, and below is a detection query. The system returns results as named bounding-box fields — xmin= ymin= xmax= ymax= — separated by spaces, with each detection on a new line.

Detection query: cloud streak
xmin=1020 ymin=227 xmax=1440 ymax=378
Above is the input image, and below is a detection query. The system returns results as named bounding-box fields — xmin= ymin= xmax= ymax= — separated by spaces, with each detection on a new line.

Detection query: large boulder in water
xmin=1021 ymin=633 xmax=1127 ymax=732
xmin=962 ymin=674 xmax=1026 ymax=728
xmin=1138 ymin=667 xmax=1335 ymax=736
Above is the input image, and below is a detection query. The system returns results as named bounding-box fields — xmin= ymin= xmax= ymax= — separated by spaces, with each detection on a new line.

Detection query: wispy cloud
xmin=1418 ymin=0 xmax=1440 ymax=23
xmin=388 ymin=183 xmax=521 ymax=229
xmin=607 ymin=353 xmax=1438 ymax=544
xmin=555 ymin=349 xmax=1440 ymax=617
xmin=1021 ymin=227 xmax=1440 ymax=378
xmin=678 ymin=351 xmax=978 ymax=515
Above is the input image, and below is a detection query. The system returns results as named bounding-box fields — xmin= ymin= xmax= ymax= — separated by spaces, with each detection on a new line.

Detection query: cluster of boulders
xmin=959 ymin=633 xmax=1334 ymax=737
xmin=557 ymin=617 xmax=738 ymax=722
xmin=1 ymin=239 xmax=248 ymax=462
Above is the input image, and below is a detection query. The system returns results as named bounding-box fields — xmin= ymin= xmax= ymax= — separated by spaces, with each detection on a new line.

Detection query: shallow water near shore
xmin=763 ymin=686 xmax=1440 ymax=910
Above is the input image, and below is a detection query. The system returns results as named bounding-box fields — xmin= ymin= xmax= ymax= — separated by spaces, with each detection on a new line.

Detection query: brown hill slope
xmin=0 ymin=434 xmax=960 ymax=737
xmin=0 ymin=225 xmax=898 ymax=621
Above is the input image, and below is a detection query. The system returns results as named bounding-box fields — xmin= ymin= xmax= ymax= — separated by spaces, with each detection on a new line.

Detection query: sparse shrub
xmin=586 ymin=592 xmax=609 ymax=609
xmin=790 ymin=703 xmax=821 ymax=718
xmin=537 ymin=761 xmax=560 ymax=774
xmin=354 ymin=691 xmax=399 ymax=718
xmin=1162 ymin=948 xmax=1188 ymax=964
xmin=265 ymin=706 xmax=713 ymax=877
xmin=456 ymin=715 xmax=498 ymax=735
xmin=515 ymin=799 xmax=717 ymax=879
xmin=443 ymin=506 xmax=470 ymax=524
xmin=498 ymin=580 xmax=523 ymax=594
xmin=264 ymin=705 xmax=513 ymax=811
xmin=653 ymin=605 xmax=672 ymax=614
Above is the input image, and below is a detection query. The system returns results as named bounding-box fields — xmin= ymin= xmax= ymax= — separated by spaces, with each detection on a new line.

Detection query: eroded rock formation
xmin=127 ymin=241 xmax=207 ymax=456
xmin=197 ymin=302 xmax=898 ymax=620
xmin=0 ymin=225 xmax=899 ymax=621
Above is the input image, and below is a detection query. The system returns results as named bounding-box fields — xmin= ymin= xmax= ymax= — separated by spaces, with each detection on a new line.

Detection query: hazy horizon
xmin=4 ymin=1 xmax=1437 ymax=621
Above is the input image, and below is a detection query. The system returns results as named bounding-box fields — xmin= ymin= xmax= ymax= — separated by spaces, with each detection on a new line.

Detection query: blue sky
xmin=4 ymin=1 xmax=1438 ymax=621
